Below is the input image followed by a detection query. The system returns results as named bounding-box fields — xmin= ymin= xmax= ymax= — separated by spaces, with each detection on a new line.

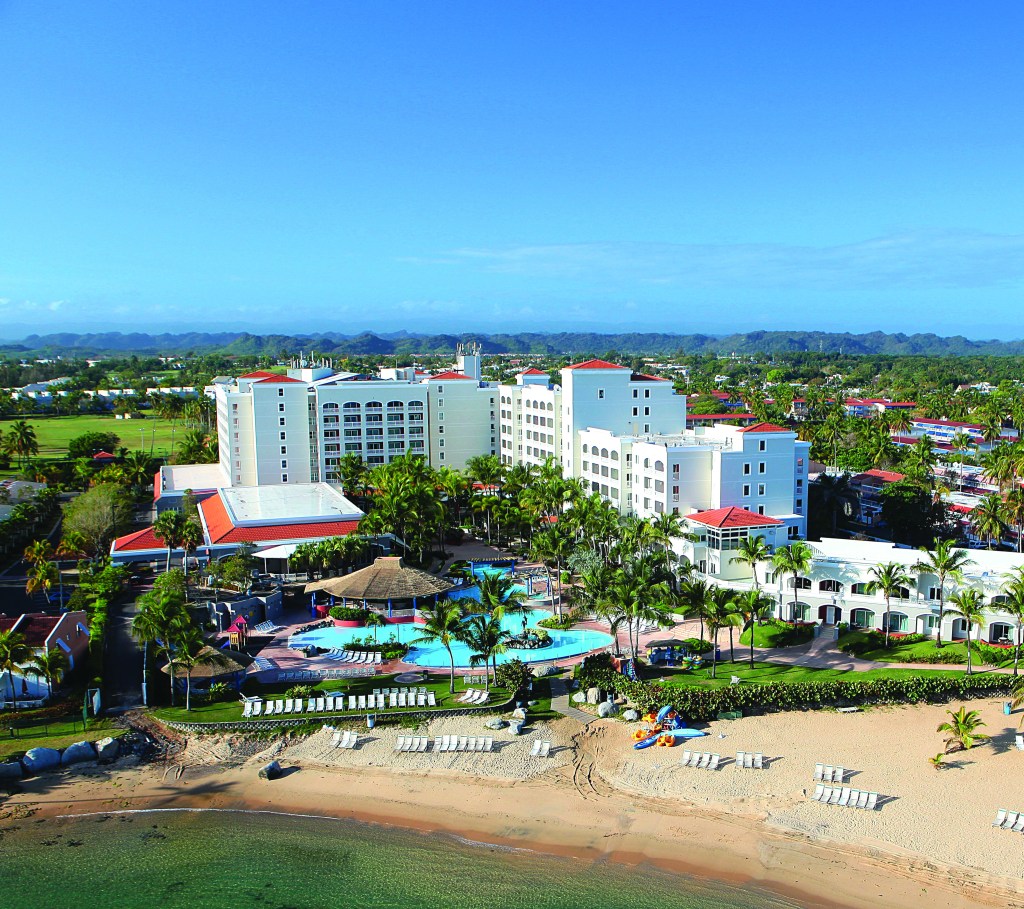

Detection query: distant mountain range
xmin=3 ymin=329 xmax=1024 ymax=358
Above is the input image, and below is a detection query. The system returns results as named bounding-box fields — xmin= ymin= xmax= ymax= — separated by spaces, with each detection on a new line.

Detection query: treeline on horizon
xmin=4 ymin=328 xmax=1024 ymax=358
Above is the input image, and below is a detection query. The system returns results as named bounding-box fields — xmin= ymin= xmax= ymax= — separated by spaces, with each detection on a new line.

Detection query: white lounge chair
xmin=833 ymin=766 xmax=845 ymax=784
xmin=483 ymin=737 xmax=493 ymax=752
xmin=697 ymin=752 xmax=711 ymax=769
xmin=251 ymin=701 xmax=262 ymax=717
xmin=316 ymin=697 xmax=326 ymax=711
xmin=348 ymin=696 xmax=357 ymax=710
xmin=865 ymin=792 xmax=878 ymax=810
xmin=433 ymin=736 xmax=443 ymax=752
xmin=307 ymin=698 xmax=317 ymax=712
xmin=467 ymin=737 xmax=477 ymax=751
xmin=855 ymin=790 xmax=870 ymax=809
xmin=708 ymin=754 xmax=720 ymax=771
xmin=345 ymin=734 xmax=358 ymax=750
xmin=242 ymin=701 xmax=253 ymax=718
xmin=531 ymin=740 xmax=543 ymax=757
xmin=813 ymin=763 xmax=824 ymax=781
xmin=838 ymin=788 xmax=852 ymax=807
xmin=753 ymin=753 xmax=764 ymax=770
xmin=427 ymin=692 xmax=436 ymax=706
xmin=743 ymin=753 xmax=753 ymax=769
xmin=457 ymin=736 xmax=468 ymax=752
xmin=681 ymin=749 xmax=692 ymax=766
xmin=1016 ymin=734 xmax=1024 ymax=751
xmin=1010 ymin=815 xmax=1024 ymax=833
xmin=538 ymin=741 xmax=551 ymax=758
xmin=282 ymin=699 xmax=293 ymax=714
xmin=417 ymin=738 xmax=429 ymax=753
xmin=1002 ymin=811 xmax=1020 ymax=830
xmin=394 ymin=736 xmax=406 ymax=752
xmin=993 ymin=808 xmax=1008 ymax=827
xmin=354 ymin=695 xmax=363 ymax=710
xmin=811 ymin=784 xmax=825 ymax=802
xmin=334 ymin=731 xmax=345 ymax=748
xmin=374 ymin=652 xmax=382 ymax=664
xmin=417 ymin=694 xmax=426 ymax=707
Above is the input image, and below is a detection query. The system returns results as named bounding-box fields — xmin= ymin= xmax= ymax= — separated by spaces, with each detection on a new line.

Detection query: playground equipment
xmin=632 ymin=704 xmax=706 ymax=750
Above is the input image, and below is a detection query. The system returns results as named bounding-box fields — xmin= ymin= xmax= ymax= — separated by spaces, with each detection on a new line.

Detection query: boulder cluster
xmin=0 ymin=736 xmax=121 ymax=780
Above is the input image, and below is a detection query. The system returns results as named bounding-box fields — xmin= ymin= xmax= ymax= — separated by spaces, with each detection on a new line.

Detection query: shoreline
xmin=6 ymin=728 xmax=1021 ymax=909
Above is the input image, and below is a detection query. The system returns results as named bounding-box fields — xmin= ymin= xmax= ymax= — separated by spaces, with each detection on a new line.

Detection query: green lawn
xmin=738 ymin=621 xmax=815 ymax=649
xmin=2 ymin=413 xmax=182 ymax=460
xmin=838 ymin=631 xmax=1015 ymax=668
xmin=0 ymin=717 xmax=124 ymax=762
xmin=154 ymin=672 xmax=510 ymax=725
xmin=652 ymin=660 xmax=968 ymax=690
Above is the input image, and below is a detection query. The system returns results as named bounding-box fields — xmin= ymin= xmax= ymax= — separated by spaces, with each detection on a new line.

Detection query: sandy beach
xmin=3 ymin=701 xmax=1024 ymax=909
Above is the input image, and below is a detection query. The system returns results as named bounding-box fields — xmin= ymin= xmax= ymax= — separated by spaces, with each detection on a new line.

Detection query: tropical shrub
xmin=329 ymin=606 xmax=370 ymax=622
xmin=494 ymin=658 xmax=533 ymax=695
xmin=207 ymin=681 xmax=232 ymax=702
xmin=679 ymin=637 xmax=714 ymax=655
xmin=286 ymin=684 xmax=316 ymax=699
xmin=837 ymin=630 xmax=887 ymax=655
xmin=538 ymin=614 xmax=574 ymax=631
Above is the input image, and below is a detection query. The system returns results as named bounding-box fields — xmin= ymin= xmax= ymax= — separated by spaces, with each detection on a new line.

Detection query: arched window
xmin=819 ymin=579 xmax=842 ymax=593
xmin=654 ymin=460 xmax=665 ymax=472
xmin=582 ymin=444 xmax=589 ymax=454
xmin=342 ymin=401 xmax=360 ymax=410
xmin=886 ymin=612 xmax=909 ymax=632
xmin=788 ymin=577 xmax=811 ymax=590
xmin=851 ymin=583 xmax=870 ymax=596
xmin=408 ymin=400 xmax=423 ymax=409
xmin=600 ymin=448 xmax=609 ymax=458
xmin=643 ymin=458 xmax=650 ymax=468
xmin=895 ymin=586 xmax=910 ymax=600
xmin=366 ymin=400 xmax=383 ymax=409
xmin=547 ymin=402 xmax=553 ymax=411
xmin=322 ymin=402 xmax=339 ymax=411
xmin=850 ymin=608 xmax=875 ymax=629
xmin=387 ymin=400 xmax=404 ymax=409
xmin=610 ymin=451 xmax=619 ymax=461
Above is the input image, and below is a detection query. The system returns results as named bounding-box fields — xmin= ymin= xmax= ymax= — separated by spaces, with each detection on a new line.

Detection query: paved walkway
xmin=548 ymin=676 xmax=595 ymax=724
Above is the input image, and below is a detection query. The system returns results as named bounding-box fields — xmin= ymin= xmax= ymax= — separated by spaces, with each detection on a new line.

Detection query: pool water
xmin=290 ymin=608 xmax=613 ymax=668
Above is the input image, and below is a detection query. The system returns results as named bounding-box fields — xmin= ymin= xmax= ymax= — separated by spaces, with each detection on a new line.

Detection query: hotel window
xmin=279 ymin=402 xmax=285 ymax=412
xmin=758 ymin=484 xmax=766 ymax=495
xmin=759 ymin=505 xmax=766 ymax=515
xmin=758 ymin=462 xmax=766 ymax=473
xmin=281 ymin=460 xmax=288 ymax=469
xmin=759 ymin=440 xmax=767 ymax=451
xmin=644 ymin=389 xmax=650 ymax=398
xmin=598 ymin=389 xmax=605 ymax=399
xmin=278 ymin=388 xmax=284 ymax=397
xmin=644 ymin=424 xmax=650 ymax=433
xmin=279 ymin=417 xmax=286 ymax=426
xmin=743 ymin=484 xmax=750 ymax=496
xmin=437 ymin=398 xmax=443 ymax=406
xmin=796 ymin=499 xmax=803 ymax=509
xmin=281 ymin=474 xmax=288 ymax=482
xmin=928 ymin=586 xmax=941 ymax=600
xmin=280 ymin=432 xmax=286 ymax=440
xmin=632 ymin=389 xmax=638 ymax=398
xmin=632 ymin=407 xmax=638 ymax=417
xmin=743 ymin=463 xmax=751 ymax=475
xmin=280 ymin=446 xmax=287 ymax=455
xmin=437 ymin=386 xmax=443 ymax=393
xmin=797 ymin=479 xmax=803 ymax=490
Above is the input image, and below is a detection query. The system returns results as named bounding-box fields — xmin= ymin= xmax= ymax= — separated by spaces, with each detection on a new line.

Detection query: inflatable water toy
xmin=632 ymin=704 xmax=706 ymax=750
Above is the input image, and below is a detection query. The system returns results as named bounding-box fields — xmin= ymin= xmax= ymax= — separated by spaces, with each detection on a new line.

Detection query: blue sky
xmin=2 ymin=2 xmax=1024 ymax=339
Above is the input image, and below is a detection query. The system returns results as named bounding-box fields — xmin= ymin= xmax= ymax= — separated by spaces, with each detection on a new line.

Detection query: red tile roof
xmin=630 ymin=372 xmax=668 ymax=382
xmin=238 ymin=371 xmax=281 ymax=379
xmin=687 ymin=507 xmax=784 ymax=528
xmin=738 ymin=422 xmax=791 ymax=434
xmin=0 ymin=617 xmax=19 ymax=633
xmin=518 ymin=367 xmax=546 ymax=375
xmin=853 ymin=469 xmax=906 ymax=484
xmin=427 ymin=371 xmax=475 ymax=381
xmin=199 ymin=494 xmax=360 ymax=545
xmin=253 ymin=374 xmax=303 ymax=384
xmin=111 ymin=525 xmax=166 ymax=553
xmin=92 ymin=451 xmax=117 ymax=459
xmin=565 ymin=359 xmax=626 ymax=370
xmin=16 ymin=615 xmax=61 ymax=647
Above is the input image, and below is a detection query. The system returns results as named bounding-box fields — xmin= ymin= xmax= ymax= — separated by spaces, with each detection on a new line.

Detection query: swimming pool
xmin=289 ymin=608 xmax=613 ymax=668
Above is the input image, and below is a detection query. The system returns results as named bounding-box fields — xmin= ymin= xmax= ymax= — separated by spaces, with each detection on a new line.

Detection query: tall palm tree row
xmin=865 ymin=561 xmax=914 ymax=647
xmin=949 ymin=588 xmax=987 ymax=676
xmin=911 ymin=539 xmax=973 ymax=649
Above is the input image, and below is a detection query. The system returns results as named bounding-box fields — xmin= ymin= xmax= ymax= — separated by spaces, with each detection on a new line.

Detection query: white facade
xmin=213 ymin=360 xmax=497 ymax=489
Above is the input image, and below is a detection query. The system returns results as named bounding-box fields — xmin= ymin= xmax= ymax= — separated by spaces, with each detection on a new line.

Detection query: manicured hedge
xmin=576 ymin=659 xmax=1015 ymax=722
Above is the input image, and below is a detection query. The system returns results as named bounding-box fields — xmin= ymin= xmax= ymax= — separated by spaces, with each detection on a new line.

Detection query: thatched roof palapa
xmin=304 ymin=556 xmax=454 ymax=601
xmin=160 ymin=646 xmax=248 ymax=680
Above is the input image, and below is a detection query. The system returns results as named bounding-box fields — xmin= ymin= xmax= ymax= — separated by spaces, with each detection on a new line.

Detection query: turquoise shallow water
xmin=0 ymin=809 xmax=805 ymax=909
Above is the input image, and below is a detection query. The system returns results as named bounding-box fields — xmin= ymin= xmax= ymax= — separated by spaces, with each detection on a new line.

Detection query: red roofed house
xmin=111 ymin=483 xmax=364 ymax=565
xmin=682 ymin=506 xmax=789 ymax=579
xmin=0 ymin=611 xmax=89 ymax=704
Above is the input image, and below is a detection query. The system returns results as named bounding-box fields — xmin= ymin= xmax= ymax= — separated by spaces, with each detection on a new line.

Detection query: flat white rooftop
xmin=810 ymin=537 xmax=1024 ymax=578
xmin=159 ymin=463 xmax=229 ymax=493
xmin=220 ymin=482 xmax=363 ymax=527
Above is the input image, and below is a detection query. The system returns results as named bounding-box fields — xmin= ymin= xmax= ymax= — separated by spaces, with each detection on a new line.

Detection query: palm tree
xmin=997 ymin=570 xmax=1024 ymax=677
xmin=25 ymin=560 xmax=58 ymax=604
xmin=704 ymin=588 xmax=740 ymax=679
xmin=131 ymin=590 xmax=190 ymax=705
xmin=912 ymin=540 xmax=974 ymax=649
xmin=730 ymin=535 xmax=771 ymax=589
xmin=173 ymin=626 xmax=231 ymax=712
xmin=459 ymin=613 xmax=512 ymax=689
xmin=411 ymin=601 xmax=465 ymax=694
xmin=0 ymin=629 xmax=30 ymax=708
xmin=771 ymin=541 xmax=814 ymax=621
xmin=8 ymin=420 xmax=39 ymax=470
xmin=950 ymin=430 xmax=973 ymax=492
xmin=812 ymin=473 xmax=856 ymax=537
xmin=734 ymin=589 xmax=774 ymax=668
xmin=152 ymin=510 xmax=187 ymax=573
xmin=22 ymin=539 xmax=54 ymax=568
xmin=1005 ymin=488 xmax=1024 ymax=553
xmin=29 ymin=647 xmax=70 ymax=699
xmin=679 ymin=578 xmax=714 ymax=642
xmin=530 ymin=527 xmax=574 ymax=616
xmin=121 ymin=450 xmax=156 ymax=494
xmin=970 ymin=493 xmax=1006 ymax=549
xmin=937 ymin=706 xmax=989 ymax=753
xmin=178 ymin=519 xmax=204 ymax=596
xmin=364 ymin=611 xmax=386 ymax=643
xmin=865 ymin=562 xmax=914 ymax=647
xmin=948 ymin=588 xmax=987 ymax=675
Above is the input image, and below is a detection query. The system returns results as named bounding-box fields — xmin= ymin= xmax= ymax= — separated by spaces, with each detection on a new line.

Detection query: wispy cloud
xmin=430 ymin=230 xmax=1024 ymax=290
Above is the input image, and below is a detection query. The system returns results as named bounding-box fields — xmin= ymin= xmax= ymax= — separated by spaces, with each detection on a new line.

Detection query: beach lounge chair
xmin=681 ymin=749 xmax=692 ymax=766
xmin=373 ymin=688 xmax=380 ymax=696
xmin=467 ymin=737 xmax=477 ymax=751
xmin=1016 ymin=735 xmax=1024 ymax=751
xmin=264 ymin=701 xmax=274 ymax=715
xmin=251 ymin=701 xmax=262 ymax=717
xmin=993 ymin=809 xmax=1008 ymax=827
xmin=855 ymin=790 xmax=869 ymax=809
xmin=456 ymin=689 xmax=473 ymax=703
xmin=417 ymin=737 xmax=429 ymax=752
xmin=475 ymin=738 xmax=486 ymax=752
xmin=346 ymin=734 xmax=358 ymax=750
xmin=1011 ymin=814 xmax=1024 ymax=833
xmin=397 ymin=692 xmax=405 ymax=707
xmin=834 ymin=766 xmax=845 ymax=784
xmin=283 ymin=699 xmax=293 ymax=714
xmin=811 ymin=784 xmax=825 ymax=802
xmin=242 ymin=701 xmax=253 ymax=718
xmin=377 ymin=694 xmax=386 ymax=709
xmin=307 ymin=698 xmax=317 ymax=712
xmin=374 ymin=652 xmax=382 ymax=664
xmin=333 ymin=731 xmax=343 ymax=748
xmin=753 ymin=753 xmax=764 ymax=769
xmin=814 ymin=763 xmax=824 ymax=781
xmin=417 ymin=694 xmax=426 ymax=707
xmin=708 ymin=754 xmax=720 ymax=771
xmin=389 ymin=693 xmax=398 ymax=708
xmin=458 ymin=736 xmax=469 ymax=752
xmin=825 ymin=788 xmax=840 ymax=805
xmin=483 ymin=737 xmax=492 ymax=752
xmin=433 ymin=736 xmax=443 ymax=752
xmin=427 ymin=692 xmax=436 ymax=706
xmin=838 ymin=788 xmax=852 ymax=807
xmin=743 ymin=753 xmax=753 ymax=769
xmin=539 ymin=741 xmax=551 ymax=758
xmin=394 ymin=736 xmax=406 ymax=752
xmin=531 ymin=740 xmax=543 ymax=758
xmin=1001 ymin=811 xmax=1019 ymax=829
xmin=695 ymin=752 xmax=710 ymax=769
xmin=316 ymin=697 xmax=326 ymax=712
xmin=847 ymin=789 xmax=861 ymax=807
xmin=865 ymin=792 xmax=878 ymax=810
xmin=348 ymin=696 xmax=357 ymax=710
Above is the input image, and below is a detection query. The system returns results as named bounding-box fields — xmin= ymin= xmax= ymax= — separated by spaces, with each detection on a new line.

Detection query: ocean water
xmin=0 ymin=809 xmax=805 ymax=909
